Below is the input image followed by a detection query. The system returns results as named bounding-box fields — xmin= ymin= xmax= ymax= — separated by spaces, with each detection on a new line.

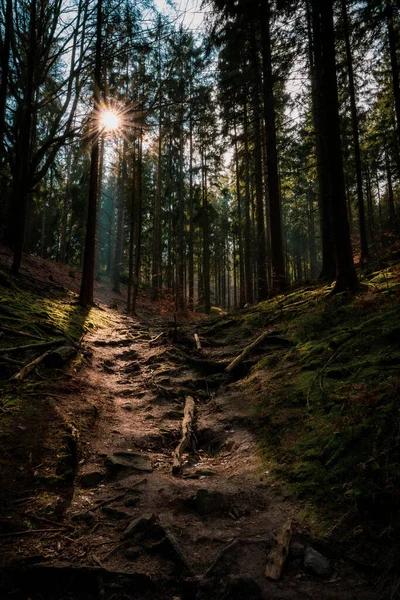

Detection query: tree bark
xmin=79 ymin=0 xmax=102 ymax=306
xmin=260 ymin=0 xmax=286 ymax=292
xmin=318 ymin=0 xmax=358 ymax=292
xmin=341 ymin=0 xmax=369 ymax=264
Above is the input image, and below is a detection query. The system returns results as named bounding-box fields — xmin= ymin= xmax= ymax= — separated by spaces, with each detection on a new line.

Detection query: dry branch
xmin=194 ymin=333 xmax=202 ymax=351
xmin=265 ymin=518 xmax=292 ymax=580
xmin=172 ymin=396 xmax=196 ymax=474
xmin=10 ymin=350 xmax=53 ymax=381
xmin=0 ymin=339 xmax=64 ymax=355
xmin=0 ymin=326 xmax=45 ymax=340
xmin=225 ymin=331 xmax=271 ymax=373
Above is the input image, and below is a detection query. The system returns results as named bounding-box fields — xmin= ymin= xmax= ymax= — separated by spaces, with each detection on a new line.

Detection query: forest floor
xmin=1 ymin=246 xmax=399 ymax=599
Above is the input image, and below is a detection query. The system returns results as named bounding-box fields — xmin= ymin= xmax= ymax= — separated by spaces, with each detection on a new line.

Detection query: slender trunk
xmin=250 ymin=28 xmax=268 ymax=301
xmin=176 ymin=109 xmax=185 ymax=310
xmin=113 ymin=140 xmax=126 ymax=293
xmin=201 ymin=148 xmax=210 ymax=314
xmin=387 ymin=0 xmax=400 ymax=172
xmin=385 ymin=148 xmax=396 ymax=227
xmin=307 ymin=0 xmax=336 ymax=282
xmin=188 ymin=97 xmax=194 ymax=310
xmin=95 ymin=133 xmax=105 ymax=277
xmin=319 ymin=0 xmax=358 ymax=291
xmin=341 ymin=0 xmax=369 ymax=263
xmin=10 ymin=0 xmax=37 ymax=274
xmin=243 ymin=101 xmax=253 ymax=304
xmin=132 ymin=128 xmax=143 ymax=314
xmin=234 ymin=119 xmax=245 ymax=307
xmin=0 ymin=0 xmax=12 ymax=165
xmin=260 ymin=0 xmax=286 ymax=292
xmin=127 ymin=143 xmax=136 ymax=312
xmin=79 ymin=0 xmax=102 ymax=306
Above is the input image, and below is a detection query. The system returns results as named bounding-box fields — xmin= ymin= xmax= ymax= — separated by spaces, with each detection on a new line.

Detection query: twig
xmin=0 ymin=339 xmax=64 ymax=355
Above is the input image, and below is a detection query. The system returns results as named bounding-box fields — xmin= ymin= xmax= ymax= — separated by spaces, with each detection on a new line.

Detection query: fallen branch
xmin=265 ymin=518 xmax=292 ymax=580
xmin=149 ymin=332 xmax=165 ymax=346
xmin=225 ymin=331 xmax=270 ymax=373
xmin=0 ymin=339 xmax=64 ymax=355
xmin=10 ymin=349 xmax=52 ymax=381
xmin=194 ymin=333 xmax=202 ymax=351
xmin=203 ymin=539 xmax=239 ymax=578
xmin=172 ymin=396 xmax=196 ymax=474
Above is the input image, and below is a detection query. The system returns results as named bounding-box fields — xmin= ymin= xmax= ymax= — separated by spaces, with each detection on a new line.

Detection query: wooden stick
xmin=172 ymin=396 xmax=196 ymax=474
xmin=0 ymin=339 xmax=64 ymax=355
xmin=225 ymin=331 xmax=271 ymax=373
xmin=10 ymin=349 xmax=53 ymax=381
xmin=194 ymin=333 xmax=202 ymax=351
xmin=265 ymin=519 xmax=292 ymax=580
xmin=149 ymin=332 xmax=164 ymax=346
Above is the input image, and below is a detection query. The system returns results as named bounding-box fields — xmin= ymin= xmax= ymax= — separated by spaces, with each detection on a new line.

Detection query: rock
xmin=45 ymin=346 xmax=76 ymax=368
xmin=121 ymin=514 xmax=156 ymax=540
xmin=151 ymin=528 xmax=192 ymax=573
xmin=219 ymin=574 xmax=261 ymax=600
xmin=79 ymin=471 xmax=104 ymax=488
xmin=303 ymin=547 xmax=332 ymax=578
xmin=122 ymin=404 xmax=133 ymax=411
xmin=105 ymin=451 xmax=153 ymax=473
xmin=101 ymin=507 xmax=130 ymax=520
xmin=194 ymin=489 xmax=228 ymax=515
xmin=290 ymin=542 xmax=305 ymax=559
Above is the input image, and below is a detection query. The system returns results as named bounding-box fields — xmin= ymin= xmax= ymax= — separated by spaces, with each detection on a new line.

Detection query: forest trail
xmin=0 ymin=306 xmax=376 ymax=599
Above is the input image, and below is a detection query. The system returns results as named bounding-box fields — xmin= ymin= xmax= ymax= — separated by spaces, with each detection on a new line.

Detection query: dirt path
xmin=1 ymin=309 xmax=377 ymax=599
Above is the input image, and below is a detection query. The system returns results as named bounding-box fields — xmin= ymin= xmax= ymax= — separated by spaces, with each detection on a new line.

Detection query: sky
xmin=153 ymin=0 xmax=209 ymax=33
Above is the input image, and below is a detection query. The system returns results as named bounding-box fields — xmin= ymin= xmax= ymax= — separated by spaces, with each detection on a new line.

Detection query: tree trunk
xmin=0 ymin=0 xmax=12 ymax=165
xmin=307 ymin=0 xmax=336 ymax=283
xmin=132 ymin=129 xmax=143 ymax=314
xmin=201 ymin=148 xmax=210 ymax=314
xmin=234 ymin=119 xmax=245 ymax=307
xmin=387 ymin=0 xmax=400 ymax=170
xmin=260 ymin=0 xmax=286 ymax=292
xmin=341 ymin=0 xmax=369 ymax=264
xmin=79 ymin=0 xmax=102 ymax=306
xmin=243 ymin=101 xmax=254 ymax=304
xmin=318 ymin=0 xmax=358 ymax=291
xmin=250 ymin=28 xmax=268 ymax=301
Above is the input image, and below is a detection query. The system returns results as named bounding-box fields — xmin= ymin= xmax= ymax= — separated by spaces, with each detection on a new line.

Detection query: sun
xmin=100 ymin=108 xmax=120 ymax=132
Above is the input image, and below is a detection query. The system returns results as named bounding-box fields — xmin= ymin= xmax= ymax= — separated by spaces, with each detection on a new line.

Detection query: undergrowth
xmin=232 ymin=263 xmax=400 ymax=573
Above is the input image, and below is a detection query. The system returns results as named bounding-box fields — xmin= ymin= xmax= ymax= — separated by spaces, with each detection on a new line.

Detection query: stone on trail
xmin=303 ymin=546 xmax=332 ymax=578
xmin=45 ymin=346 xmax=76 ymax=368
xmin=79 ymin=471 xmax=104 ymax=488
xmin=194 ymin=489 xmax=229 ymax=515
xmin=122 ymin=514 xmax=156 ymax=540
xmin=105 ymin=451 xmax=153 ymax=473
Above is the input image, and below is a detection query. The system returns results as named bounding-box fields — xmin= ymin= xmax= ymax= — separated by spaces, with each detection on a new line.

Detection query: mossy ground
xmin=0 ymin=268 xmax=109 ymax=536
xmin=217 ymin=263 xmax=400 ymax=571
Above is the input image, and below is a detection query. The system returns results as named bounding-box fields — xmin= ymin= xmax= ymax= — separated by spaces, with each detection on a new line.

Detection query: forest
xmin=0 ymin=0 xmax=400 ymax=598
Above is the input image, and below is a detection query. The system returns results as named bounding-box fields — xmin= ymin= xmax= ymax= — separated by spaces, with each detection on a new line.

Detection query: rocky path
xmin=1 ymin=309 xmax=376 ymax=599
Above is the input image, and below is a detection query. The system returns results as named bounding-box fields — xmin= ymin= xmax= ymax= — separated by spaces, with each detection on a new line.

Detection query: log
xmin=194 ymin=333 xmax=202 ymax=351
xmin=0 ymin=339 xmax=64 ymax=355
xmin=265 ymin=519 xmax=292 ymax=580
xmin=225 ymin=331 xmax=271 ymax=373
xmin=10 ymin=350 xmax=53 ymax=381
xmin=172 ymin=396 xmax=196 ymax=474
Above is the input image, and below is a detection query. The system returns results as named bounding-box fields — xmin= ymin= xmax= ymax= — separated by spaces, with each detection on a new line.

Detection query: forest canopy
xmin=0 ymin=0 xmax=399 ymax=309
